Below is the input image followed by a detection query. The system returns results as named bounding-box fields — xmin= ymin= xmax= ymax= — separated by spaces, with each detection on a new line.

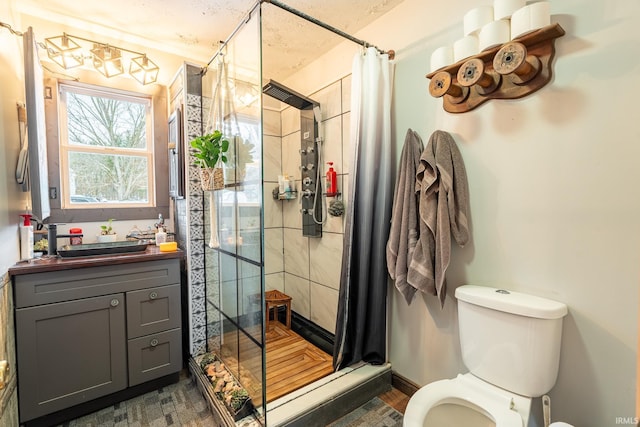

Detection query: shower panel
xmin=263 ymin=80 xmax=322 ymax=237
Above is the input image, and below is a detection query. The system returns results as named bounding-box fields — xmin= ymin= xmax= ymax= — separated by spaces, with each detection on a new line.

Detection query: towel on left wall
xmin=386 ymin=129 xmax=424 ymax=304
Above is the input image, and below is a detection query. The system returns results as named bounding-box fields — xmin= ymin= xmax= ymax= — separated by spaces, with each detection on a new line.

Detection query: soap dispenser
xmin=19 ymin=213 xmax=34 ymax=260
xmin=155 ymin=227 xmax=167 ymax=245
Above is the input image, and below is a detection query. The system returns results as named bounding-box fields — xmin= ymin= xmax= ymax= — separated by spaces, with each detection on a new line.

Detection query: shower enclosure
xmin=177 ymin=2 xmax=393 ymax=425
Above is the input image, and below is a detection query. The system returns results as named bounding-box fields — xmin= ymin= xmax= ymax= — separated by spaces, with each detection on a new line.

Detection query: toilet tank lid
xmin=455 ymin=285 xmax=568 ymax=319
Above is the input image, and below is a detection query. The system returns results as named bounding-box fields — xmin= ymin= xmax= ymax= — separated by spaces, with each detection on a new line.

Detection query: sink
xmin=57 ymin=241 xmax=149 ymax=258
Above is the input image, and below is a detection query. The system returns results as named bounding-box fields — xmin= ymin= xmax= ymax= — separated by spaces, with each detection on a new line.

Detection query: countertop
xmin=8 ymin=245 xmax=183 ymax=276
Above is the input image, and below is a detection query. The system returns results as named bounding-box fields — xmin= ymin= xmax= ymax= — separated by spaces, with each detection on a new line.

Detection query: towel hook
xmin=429 ymin=71 xmax=469 ymax=104
xmin=457 ymin=58 xmax=501 ymax=95
xmin=493 ymin=42 xmax=541 ymax=85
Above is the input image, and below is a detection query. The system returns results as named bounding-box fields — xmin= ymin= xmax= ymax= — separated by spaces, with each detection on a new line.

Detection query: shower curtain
xmin=333 ymin=47 xmax=393 ymax=370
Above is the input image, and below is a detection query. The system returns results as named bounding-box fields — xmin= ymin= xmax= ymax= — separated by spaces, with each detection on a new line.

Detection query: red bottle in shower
xmin=326 ymin=162 xmax=337 ymax=197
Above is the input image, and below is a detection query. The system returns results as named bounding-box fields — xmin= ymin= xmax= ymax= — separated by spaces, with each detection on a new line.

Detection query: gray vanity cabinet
xmin=15 ymin=293 xmax=127 ymax=420
xmin=13 ymin=258 xmax=182 ymax=424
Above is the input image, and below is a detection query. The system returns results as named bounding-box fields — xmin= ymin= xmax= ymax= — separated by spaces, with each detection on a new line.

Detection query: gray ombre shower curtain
xmin=334 ymin=47 xmax=393 ymax=370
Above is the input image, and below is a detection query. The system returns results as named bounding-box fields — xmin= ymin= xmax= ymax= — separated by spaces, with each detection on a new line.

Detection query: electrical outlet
xmin=0 ymin=360 xmax=8 ymax=390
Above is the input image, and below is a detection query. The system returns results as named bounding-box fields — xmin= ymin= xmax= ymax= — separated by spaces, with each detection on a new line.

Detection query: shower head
xmin=263 ymin=80 xmax=319 ymax=110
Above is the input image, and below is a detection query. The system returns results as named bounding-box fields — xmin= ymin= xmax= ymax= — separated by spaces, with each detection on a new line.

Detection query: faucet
xmin=47 ymin=224 xmax=84 ymax=256
xmin=154 ymin=213 xmax=165 ymax=231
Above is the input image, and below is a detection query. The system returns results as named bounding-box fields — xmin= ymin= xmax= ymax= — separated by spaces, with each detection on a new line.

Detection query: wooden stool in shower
xmin=264 ymin=290 xmax=292 ymax=330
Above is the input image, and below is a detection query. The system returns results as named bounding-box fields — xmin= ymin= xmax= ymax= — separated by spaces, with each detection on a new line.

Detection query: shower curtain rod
xmin=203 ymin=0 xmax=395 ymax=70
xmin=262 ymin=0 xmax=395 ymax=59
xmin=203 ymin=1 xmax=261 ymax=70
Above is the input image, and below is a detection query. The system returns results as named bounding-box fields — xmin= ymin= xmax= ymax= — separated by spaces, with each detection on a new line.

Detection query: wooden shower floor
xmin=218 ymin=320 xmax=334 ymax=405
xmin=265 ymin=321 xmax=334 ymax=402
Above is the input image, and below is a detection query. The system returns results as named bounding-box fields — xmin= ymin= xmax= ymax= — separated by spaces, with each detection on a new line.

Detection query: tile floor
xmin=59 ymin=372 xmax=409 ymax=426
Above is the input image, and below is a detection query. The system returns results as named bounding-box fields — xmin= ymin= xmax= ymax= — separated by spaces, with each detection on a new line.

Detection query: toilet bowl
xmin=403 ymin=285 xmax=568 ymax=427
xmin=404 ymin=373 xmax=529 ymax=427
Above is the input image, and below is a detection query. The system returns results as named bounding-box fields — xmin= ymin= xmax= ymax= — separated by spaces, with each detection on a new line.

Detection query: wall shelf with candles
xmin=426 ymin=23 xmax=565 ymax=113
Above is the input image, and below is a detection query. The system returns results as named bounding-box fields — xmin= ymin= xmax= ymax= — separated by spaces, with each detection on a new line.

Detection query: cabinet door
xmin=126 ymin=284 xmax=181 ymax=339
xmin=16 ymin=294 xmax=127 ymax=422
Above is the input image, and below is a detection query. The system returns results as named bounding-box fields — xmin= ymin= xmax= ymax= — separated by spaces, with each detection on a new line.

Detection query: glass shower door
xmin=201 ymin=4 xmax=266 ymax=423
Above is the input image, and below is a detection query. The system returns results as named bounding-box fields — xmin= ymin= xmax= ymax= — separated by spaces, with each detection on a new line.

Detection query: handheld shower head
xmin=313 ymin=105 xmax=322 ymax=123
xmin=313 ymin=105 xmax=323 ymax=142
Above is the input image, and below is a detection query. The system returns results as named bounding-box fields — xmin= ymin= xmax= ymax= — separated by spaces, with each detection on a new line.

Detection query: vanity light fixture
xmin=91 ymin=44 xmax=124 ymax=78
xmin=129 ymin=55 xmax=159 ymax=85
xmin=44 ymin=33 xmax=84 ymax=69
xmin=43 ymin=33 xmax=159 ymax=85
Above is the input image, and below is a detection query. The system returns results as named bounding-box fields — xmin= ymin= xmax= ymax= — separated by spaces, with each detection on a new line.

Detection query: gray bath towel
xmin=407 ymin=130 xmax=470 ymax=307
xmin=386 ymin=129 xmax=424 ymax=304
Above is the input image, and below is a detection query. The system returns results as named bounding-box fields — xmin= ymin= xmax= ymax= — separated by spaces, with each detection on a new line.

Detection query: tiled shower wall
xmin=263 ymin=75 xmax=351 ymax=335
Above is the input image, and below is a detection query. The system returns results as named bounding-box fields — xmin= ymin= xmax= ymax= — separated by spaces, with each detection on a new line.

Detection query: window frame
xmin=43 ymin=73 xmax=169 ymax=223
xmin=58 ymin=82 xmax=156 ymax=209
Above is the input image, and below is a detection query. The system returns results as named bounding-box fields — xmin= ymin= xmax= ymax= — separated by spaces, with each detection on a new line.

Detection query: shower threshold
xmin=190 ymin=356 xmax=391 ymax=427
xmin=266 ymin=362 xmax=392 ymax=426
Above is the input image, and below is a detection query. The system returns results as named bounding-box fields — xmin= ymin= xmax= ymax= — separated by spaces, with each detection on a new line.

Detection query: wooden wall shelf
xmin=426 ymin=23 xmax=565 ymax=113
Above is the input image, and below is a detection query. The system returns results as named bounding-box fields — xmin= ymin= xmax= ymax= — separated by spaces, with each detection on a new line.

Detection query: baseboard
xmin=391 ymin=371 xmax=420 ymax=397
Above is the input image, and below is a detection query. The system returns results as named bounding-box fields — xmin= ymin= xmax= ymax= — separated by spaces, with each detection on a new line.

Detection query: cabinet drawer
xmin=126 ymin=284 xmax=181 ymax=339
xmin=128 ymin=328 xmax=182 ymax=386
xmin=14 ymin=259 xmax=180 ymax=308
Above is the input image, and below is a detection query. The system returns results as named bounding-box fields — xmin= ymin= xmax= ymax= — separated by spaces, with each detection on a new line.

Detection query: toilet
xmin=404 ymin=285 xmax=568 ymax=427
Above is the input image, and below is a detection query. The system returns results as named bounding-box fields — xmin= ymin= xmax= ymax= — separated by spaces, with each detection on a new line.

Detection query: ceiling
xmin=15 ymin=0 xmax=404 ymax=82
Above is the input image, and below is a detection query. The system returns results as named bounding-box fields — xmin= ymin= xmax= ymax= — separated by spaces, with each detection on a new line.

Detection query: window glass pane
xmin=66 ymin=91 xmax=147 ymax=149
xmin=68 ymin=152 xmax=149 ymax=204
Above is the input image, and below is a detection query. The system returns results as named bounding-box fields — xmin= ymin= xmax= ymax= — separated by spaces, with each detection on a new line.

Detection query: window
xmin=58 ymin=83 xmax=155 ymax=209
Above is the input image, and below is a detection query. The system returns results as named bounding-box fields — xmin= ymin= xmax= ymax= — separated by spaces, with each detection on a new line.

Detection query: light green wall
xmin=288 ymin=0 xmax=640 ymax=425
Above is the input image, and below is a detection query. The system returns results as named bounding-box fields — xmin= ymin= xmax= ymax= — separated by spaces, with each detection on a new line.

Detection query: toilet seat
xmin=403 ymin=373 xmax=528 ymax=427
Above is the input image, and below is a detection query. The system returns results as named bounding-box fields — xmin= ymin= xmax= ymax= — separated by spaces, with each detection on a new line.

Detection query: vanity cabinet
xmin=12 ymin=258 xmax=182 ymax=424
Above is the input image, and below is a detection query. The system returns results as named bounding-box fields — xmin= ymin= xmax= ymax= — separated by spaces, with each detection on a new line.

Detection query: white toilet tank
xmin=455 ymin=285 xmax=568 ymax=397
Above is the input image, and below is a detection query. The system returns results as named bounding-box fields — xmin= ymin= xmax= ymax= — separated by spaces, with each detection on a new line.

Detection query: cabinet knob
xmin=150 ymin=338 xmax=159 ymax=347
xmin=149 ymin=291 xmax=158 ymax=300
xmin=110 ymin=299 xmax=120 ymax=307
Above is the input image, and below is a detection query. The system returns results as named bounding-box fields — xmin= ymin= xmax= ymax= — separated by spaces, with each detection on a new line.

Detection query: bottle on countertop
xmin=155 ymin=227 xmax=167 ymax=245
xmin=69 ymin=228 xmax=83 ymax=245
xmin=19 ymin=213 xmax=34 ymax=260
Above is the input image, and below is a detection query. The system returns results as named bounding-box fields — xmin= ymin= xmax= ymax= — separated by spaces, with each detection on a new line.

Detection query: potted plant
xmin=97 ymin=218 xmax=117 ymax=243
xmin=190 ymin=130 xmax=230 ymax=191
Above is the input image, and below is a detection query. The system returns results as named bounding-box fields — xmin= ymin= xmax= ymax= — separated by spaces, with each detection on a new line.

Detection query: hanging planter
xmin=200 ymin=167 xmax=225 ymax=191
xmin=190 ymin=130 xmax=229 ymax=191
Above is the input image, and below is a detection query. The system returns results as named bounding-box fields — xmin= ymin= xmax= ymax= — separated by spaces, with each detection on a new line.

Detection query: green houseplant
xmin=97 ymin=218 xmax=117 ymax=243
xmin=190 ymin=130 xmax=230 ymax=191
